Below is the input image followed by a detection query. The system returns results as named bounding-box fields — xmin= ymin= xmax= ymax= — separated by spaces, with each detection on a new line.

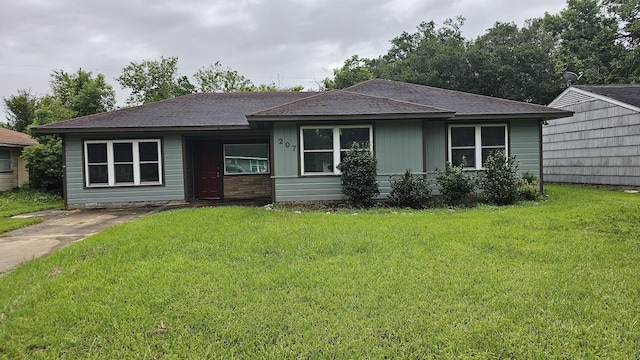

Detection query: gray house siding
xmin=543 ymin=97 xmax=640 ymax=186
xmin=64 ymin=133 xmax=186 ymax=208
xmin=511 ymin=120 xmax=542 ymax=180
xmin=272 ymin=120 xmax=424 ymax=202
xmin=272 ymin=119 xmax=543 ymax=202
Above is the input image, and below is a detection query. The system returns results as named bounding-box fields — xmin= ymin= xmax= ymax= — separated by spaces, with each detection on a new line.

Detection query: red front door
xmin=196 ymin=143 xmax=222 ymax=199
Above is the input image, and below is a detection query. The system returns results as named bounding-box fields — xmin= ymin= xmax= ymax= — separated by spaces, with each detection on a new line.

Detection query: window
xmin=300 ymin=125 xmax=373 ymax=175
xmin=224 ymin=144 xmax=269 ymax=174
xmin=0 ymin=150 xmax=11 ymax=172
xmin=448 ymin=124 xmax=507 ymax=169
xmin=84 ymin=140 xmax=162 ymax=187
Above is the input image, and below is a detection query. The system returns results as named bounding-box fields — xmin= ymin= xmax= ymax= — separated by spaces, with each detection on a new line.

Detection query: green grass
xmin=0 ymin=185 xmax=639 ymax=358
xmin=0 ymin=188 xmax=63 ymax=234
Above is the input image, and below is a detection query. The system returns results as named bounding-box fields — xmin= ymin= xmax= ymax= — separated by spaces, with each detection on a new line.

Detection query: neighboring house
xmin=0 ymin=127 xmax=38 ymax=191
xmin=33 ymin=79 xmax=571 ymax=209
xmin=544 ymin=85 xmax=640 ymax=186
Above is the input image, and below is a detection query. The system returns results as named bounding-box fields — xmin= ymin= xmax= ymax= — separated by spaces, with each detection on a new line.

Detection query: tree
xmin=193 ymin=61 xmax=254 ymax=92
xmin=50 ymin=69 xmax=116 ymax=117
xmin=603 ymin=0 xmax=640 ymax=48
xmin=118 ymin=57 xmax=304 ymax=105
xmin=467 ymin=19 xmax=563 ymax=104
xmin=116 ymin=56 xmax=193 ymax=105
xmin=324 ymin=55 xmax=374 ymax=89
xmin=377 ymin=17 xmax=474 ymax=91
xmin=3 ymin=69 xmax=116 ymax=192
xmin=543 ymin=0 xmax=628 ymax=84
xmin=21 ymin=136 xmax=63 ymax=193
xmin=3 ymin=89 xmax=37 ymax=132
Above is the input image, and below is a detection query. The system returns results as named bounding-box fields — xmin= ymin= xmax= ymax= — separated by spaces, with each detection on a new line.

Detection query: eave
xmin=31 ymin=125 xmax=253 ymax=135
xmin=246 ymin=112 xmax=456 ymax=122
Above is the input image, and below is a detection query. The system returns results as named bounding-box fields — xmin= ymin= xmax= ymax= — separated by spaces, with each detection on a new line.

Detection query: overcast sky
xmin=1 ymin=0 xmax=567 ymax=111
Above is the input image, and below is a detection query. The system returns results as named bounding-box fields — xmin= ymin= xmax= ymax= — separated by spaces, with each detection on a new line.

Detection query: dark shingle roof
xmin=574 ymin=85 xmax=640 ymax=108
xmin=248 ymin=89 xmax=454 ymax=120
xmin=346 ymin=79 xmax=571 ymax=118
xmin=34 ymin=92 xmax=314 ymax=133
xmin=0 ymin=128 xmax=38 ymax=147
xmin=34 ymin=79 xmax=572 ymax=134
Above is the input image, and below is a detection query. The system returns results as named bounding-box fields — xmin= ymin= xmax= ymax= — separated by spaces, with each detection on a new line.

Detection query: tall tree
xmin=603 ymin=0 xmax=640 ymax=48
xmin=116 ymin=56 xmax=193 ymax=105
xmin=376 ymin=17 xmax=473 ymax=91
xmin=118 ymin=57 xmax=304 ymax=105
xmin=50 ymin=69 xmax=116 ymax=117
xmin=193 ymin=61 xmax=254 ymax=93
xmin=3 ymin=89 xmax=37 ymax=132
xmin=468 ymin=19 xmax=563 ymax=104
xmin=323 ymin=55 xmax=374 ymax=90
xmin=543 ymin=0 xmax=628 ymax=83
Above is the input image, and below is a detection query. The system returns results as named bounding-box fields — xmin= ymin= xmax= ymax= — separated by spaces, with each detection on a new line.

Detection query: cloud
xmin=0 ymin=0 xmax=567 ymax=109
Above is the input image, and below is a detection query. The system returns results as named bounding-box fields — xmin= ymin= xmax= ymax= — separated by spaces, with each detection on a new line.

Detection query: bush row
xmin=340 ymin=146 xmax=540 ymax=209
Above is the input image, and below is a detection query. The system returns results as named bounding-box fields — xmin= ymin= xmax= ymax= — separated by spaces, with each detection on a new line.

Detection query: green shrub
xmin=518 ymin=172 xmax=542 ymax=201
xmin=388 ymin=169 xmax=431 ymax=209
xmin=336 ymin=143 xmax=379 ymax=208
xmin=22 ymin=136 xmax=63 ymax=194
xmin=435 ymin=160 xmax=477 ymax=206
xmin=480 ymin=151 xmax=520 ymax=205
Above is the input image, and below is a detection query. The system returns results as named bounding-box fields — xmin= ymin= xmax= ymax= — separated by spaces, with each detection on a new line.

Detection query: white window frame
xmin=300 ymin=125 xmax=373 ymax=176
xmin=0 ymin=150 xmax=12 ymax=172
xmin=84 ymin=139 xmax=162 ymax=187
xmin=448 ymin=124 xmax=508 ymax=170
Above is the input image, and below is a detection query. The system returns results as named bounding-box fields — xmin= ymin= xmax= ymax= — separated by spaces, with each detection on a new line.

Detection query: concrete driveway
xmin=0 ymin=209 xmax=151 ymax=274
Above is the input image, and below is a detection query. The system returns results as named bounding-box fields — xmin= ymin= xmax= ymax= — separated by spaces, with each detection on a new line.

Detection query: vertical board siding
xmin=543 ymin=97 xmax=640 ymax=186
xmin=425 ymin=121 xmax=446 ymax=174
xmin=375 ymin=120 xmax=423 ymax=174
xmin=272 ymin=122 xmax=299 ymax=177
xmin=65 ymin=134 xmax=186 ymax=206
xmin=510 ymin=120 xmax=541 ymax=178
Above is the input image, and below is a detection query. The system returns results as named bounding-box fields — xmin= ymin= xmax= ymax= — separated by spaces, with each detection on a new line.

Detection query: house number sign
xmin=278 ymin=138 xmax=297 ymax=151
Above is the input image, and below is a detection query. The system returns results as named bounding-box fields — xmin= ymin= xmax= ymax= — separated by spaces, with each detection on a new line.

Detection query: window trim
xmin=0 ymin=150 xmax=12 ymax=172
xmin=299 ymin=125 xmax=374 ymax=176
xmin=223 ymin=143 xmax=271 ymax=175
xmin=84 ymin=139 xmax=163 ymax=187
xmin=448 ymin=124 xmax=508 ymax=170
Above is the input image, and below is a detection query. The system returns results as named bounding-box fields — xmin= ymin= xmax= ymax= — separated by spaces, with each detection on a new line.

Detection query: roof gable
xmin=0 ymin=128 xmax=38 ymax=147
xmin=574 ymin=85 xmax=640 ymax=109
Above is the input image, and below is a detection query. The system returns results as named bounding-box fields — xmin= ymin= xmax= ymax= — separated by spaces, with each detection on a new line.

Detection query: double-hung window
xmin=0 ymin=150 xmax=11 ymax=172
xmin=449 ymin=124 xmax=507 ymax=169
xmin=85 ymin=140 xmax=162 ymax=187
xmin=300 ymin=125 xmax=373 ymax=175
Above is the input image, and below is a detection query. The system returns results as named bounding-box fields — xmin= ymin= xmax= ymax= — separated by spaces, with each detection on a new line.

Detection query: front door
xmin=196 ymin=143 xmax=222 ymax=199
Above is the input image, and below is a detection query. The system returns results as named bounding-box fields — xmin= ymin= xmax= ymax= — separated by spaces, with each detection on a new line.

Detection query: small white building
xmin=543 ymin=85 xmax=640 ymax=186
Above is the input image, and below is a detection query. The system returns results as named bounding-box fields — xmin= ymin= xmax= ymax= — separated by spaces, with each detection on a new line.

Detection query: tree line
xmin=324 ymin=0 xmax=639 ymax=105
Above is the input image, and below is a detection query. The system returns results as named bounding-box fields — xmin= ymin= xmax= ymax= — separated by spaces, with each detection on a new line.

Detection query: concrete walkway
xmin=0 ymin=209 xmax=151 ymax=274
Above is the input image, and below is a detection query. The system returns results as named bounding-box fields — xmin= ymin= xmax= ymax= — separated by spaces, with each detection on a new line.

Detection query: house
xmin=0 ymin=127 xmax=38 ymax=191
xmin=33 ymin=79 xmax=572 ymax=208
xmin=544 ymin=85 xmax=640 ymax=186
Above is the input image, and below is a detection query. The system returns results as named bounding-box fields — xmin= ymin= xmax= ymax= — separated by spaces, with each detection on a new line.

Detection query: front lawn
xmin=0 ymin=185 xmax=638 ymax=358
xmin=0 ymin=188 xmax=63 ymax=234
